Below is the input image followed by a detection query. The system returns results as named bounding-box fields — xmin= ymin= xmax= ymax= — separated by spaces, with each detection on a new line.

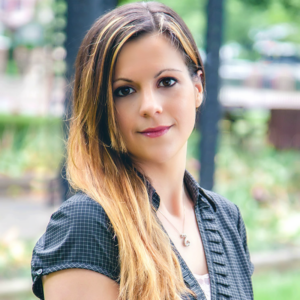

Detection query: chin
xmin=132 ymin=146 xmax=184 ymax=165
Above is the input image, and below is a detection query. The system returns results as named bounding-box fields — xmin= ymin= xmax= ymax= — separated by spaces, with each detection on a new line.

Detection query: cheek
xmin=115 ymin=102 xmax=133 ymax=137
xmin=169 ymin=88 xmax=196 ymax=126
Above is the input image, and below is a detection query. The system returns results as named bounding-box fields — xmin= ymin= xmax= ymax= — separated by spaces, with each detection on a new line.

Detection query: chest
xmin=155 ymin=194 xmax=254 ymax=300
xmin=157 ymin=206 xmax=208 ymax=276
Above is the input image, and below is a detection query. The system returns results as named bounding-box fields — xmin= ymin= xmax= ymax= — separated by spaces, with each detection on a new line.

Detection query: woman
xmin=31 ymin=2 xmax=254 ymax=300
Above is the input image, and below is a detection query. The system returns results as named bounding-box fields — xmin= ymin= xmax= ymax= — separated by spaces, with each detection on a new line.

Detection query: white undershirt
xmin=193 ymin=273 xmax=211 ymax=300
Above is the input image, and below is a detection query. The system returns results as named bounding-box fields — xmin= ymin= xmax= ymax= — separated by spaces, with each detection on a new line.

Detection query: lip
xmin=139 ymin=125 xmax=172 ymax=138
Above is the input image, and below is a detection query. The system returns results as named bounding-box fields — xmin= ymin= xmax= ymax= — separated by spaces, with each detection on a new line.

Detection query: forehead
xmin=113 ymin=33 xmax=187 ymax=78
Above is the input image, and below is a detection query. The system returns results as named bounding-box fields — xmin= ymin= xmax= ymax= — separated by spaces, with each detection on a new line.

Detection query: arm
xmin=42 ymin=269 xmax=119 ymax=300
xmin=31 ymin=195 xmax=121 ymax=300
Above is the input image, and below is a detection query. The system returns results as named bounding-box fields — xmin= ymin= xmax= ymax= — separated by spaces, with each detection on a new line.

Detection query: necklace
xmin=158 ymin=200 xmax=191 ymax=247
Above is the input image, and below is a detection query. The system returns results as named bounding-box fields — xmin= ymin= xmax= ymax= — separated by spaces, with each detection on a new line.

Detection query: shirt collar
xmin=138 ymin=169 xmax=217 ymax=212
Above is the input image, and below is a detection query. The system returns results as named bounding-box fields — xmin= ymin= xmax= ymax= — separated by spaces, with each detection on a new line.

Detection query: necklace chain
xmin=157 ymin=200 xmax=191 ymax=247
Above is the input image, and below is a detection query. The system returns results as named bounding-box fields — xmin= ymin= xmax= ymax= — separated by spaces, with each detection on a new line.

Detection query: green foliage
xmin=5 ymin=59 xmax=19 ymax=76
xmin=118 ymin=0 xmax=300 ymax=61
xmin=281 ymin=0 xmax=300 ymax=12
xmin=38 ymin=0 xmax=67 ymax=47
xmin=214 ymin=110 xmax=300 ymax=251
xmin=253 ymin=270 xmax=300 ymax=300
xmin=225 ymin=0 xmax=300 ymax=60
xmin=118 ymin=0 xmax=206 ymax=47
xmin=0 ymin=115 xmax=64 ymax=178
xmin=187 ymin=109 xmax=300 ymax=252
xmin=0 ymin=240 xmax=35 ymax=280
xmin=244 ymin=0 xmax=272 ymax=7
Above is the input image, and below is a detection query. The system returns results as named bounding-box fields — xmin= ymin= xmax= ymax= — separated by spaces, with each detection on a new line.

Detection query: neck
xmin=135 ymin=143 xmax=189 ymax=217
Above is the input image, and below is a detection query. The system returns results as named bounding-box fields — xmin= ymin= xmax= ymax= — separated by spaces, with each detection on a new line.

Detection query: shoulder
xmin=52 ymin=193 xmax=111 ymax=229
xmin=32 ymin=193 xmax=120 ymax=299
xmin=34 ymin=192 xmax=117 ymax=253
xmin=58 ymin=192 xmax=107 ymax=215
xmin=38 ymin=192 xmax=115 ymax=246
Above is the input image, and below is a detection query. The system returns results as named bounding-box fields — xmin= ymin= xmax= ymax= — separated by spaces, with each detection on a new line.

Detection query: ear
xmin=194 ymin=70 xmax=203 ymax=108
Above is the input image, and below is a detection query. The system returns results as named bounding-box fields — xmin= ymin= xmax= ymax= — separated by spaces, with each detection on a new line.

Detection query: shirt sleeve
xmin=31 ymin=193 xmax=120 ymax=300
xmin=234 ymin=204 xmax=255 ymax=276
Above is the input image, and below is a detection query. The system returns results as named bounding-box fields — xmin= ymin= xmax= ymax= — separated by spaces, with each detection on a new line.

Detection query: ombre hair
xmin=67 ymin=2 xmax=205 ymax=299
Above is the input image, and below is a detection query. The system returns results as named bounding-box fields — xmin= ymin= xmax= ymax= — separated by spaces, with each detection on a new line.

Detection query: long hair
xmin=67 ymin=2 xmax=205 ymax=299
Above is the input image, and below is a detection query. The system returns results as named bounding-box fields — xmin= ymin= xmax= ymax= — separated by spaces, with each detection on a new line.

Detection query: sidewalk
xmin=0 ymin=197 xmax=58 ymax=299
xmin=0 ymin=197 xmax=59 ymax=242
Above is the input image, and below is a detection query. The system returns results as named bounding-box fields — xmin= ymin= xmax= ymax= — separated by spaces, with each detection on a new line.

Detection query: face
xmin=113 ymin=33 xmax=203 ymax=166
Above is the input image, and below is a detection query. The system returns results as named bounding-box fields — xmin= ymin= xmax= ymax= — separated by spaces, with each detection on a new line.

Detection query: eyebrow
xmin=113 ymin=68 xmax=182 ymax=83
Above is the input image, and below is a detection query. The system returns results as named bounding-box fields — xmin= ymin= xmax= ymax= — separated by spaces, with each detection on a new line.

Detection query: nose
xmin=139 ymin=90 xmax=163 ymax=118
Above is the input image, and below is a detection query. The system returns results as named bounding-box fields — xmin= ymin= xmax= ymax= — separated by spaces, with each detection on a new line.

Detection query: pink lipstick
xmin=140 ymin=126 xmax=172 ymax=138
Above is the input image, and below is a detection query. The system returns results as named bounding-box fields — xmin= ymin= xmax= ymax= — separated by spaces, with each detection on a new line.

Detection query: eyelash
xmin=114 ymin=77 xmax=177 ymax=98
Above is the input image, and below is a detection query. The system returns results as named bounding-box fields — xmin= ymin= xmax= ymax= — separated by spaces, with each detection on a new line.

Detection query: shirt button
xmin=36 ymin=269 xmax=43 ymax=275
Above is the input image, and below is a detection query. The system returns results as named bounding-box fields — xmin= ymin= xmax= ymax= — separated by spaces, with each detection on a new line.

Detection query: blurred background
xmin=0 ymin=0 xmax=299 ymax=299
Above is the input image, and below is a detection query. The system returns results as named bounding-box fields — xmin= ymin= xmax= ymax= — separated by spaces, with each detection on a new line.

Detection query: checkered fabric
xmin=31 ymin=170 xmax=254 ymax=299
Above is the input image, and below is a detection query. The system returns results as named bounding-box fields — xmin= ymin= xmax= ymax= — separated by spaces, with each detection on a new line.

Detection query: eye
xmin=114 ymin=87 xmax=135 ymax=97
xmin=158 ymin=77 xmax=177 ymax=87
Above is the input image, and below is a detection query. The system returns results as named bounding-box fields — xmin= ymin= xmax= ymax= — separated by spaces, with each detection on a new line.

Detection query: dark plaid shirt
xmin=31 ymin=170 xmax=254 ymax=299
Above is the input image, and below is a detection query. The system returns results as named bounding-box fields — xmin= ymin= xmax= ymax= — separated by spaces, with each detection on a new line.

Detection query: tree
xmin=198 ymin=0 xmax=225 ymax=190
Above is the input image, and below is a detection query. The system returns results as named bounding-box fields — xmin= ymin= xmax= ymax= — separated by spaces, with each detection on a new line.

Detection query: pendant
xmin=180 ymin=234 xmax=191 ymax=247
